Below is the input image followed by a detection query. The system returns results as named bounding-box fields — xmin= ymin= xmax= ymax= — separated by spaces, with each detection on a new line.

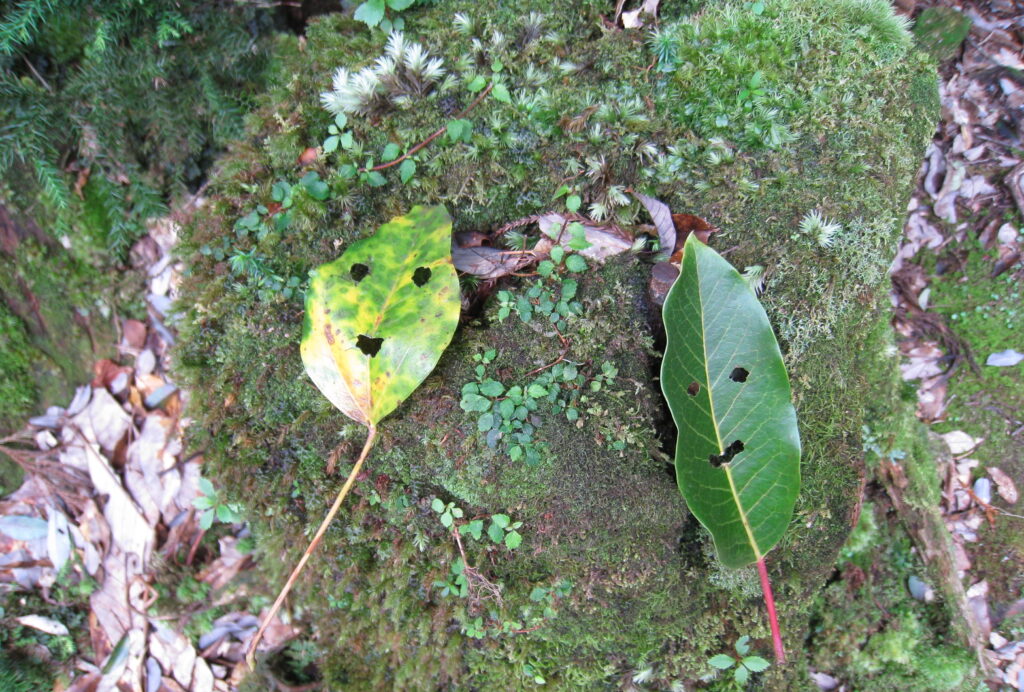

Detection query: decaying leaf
xmin=987 ymin=467 xmax=1018 ymax=504
xmin=452 ymin=244 xmax=533 ymax=279
xmin=301 ymin=205 xmax=460 ymax=426
xmin=632 ymin=192 xmax=676 ymax=257
xmin=254 ymin=205 xmax=462 ymax=666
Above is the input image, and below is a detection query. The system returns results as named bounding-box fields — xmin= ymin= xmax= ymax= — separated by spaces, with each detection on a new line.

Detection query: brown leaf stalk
xmin=246 ymin=423 xmax=378 ymax=668
xmin=359 ymin=82 xmax=494 ymax=174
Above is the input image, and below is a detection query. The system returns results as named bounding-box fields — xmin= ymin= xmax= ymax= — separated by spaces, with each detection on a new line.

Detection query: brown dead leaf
xmin=987 ymin=467 xmax=1018 ymax=504
xmin=668 ymin=213 xmax=717 ymax=262
xmin=297 ymin=147 xmax=318 ymax=166
xmin=452 ymin=245 xmax=532 ymax=279
xmin=92 ymin=359 xmax=132 ymax=390
xmin=632 ymin=192 xmax=675 ymax=256
xmin=121 ymin=319 xmax=147 ymax=351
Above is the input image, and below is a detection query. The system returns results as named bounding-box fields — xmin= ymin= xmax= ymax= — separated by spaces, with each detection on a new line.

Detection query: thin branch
xmin=246 ymin=423 xmax=378 ymax=668
xmin=358 ymin=82 xmax=494 ymax=174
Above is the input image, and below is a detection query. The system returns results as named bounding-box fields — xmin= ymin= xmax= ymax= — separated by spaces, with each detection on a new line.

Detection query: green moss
xmin=913 ymin=7 xmax=972 ymax=61
xmin=0 ymin=302 xmax=36 ymax=432
xmin=923 ymin=235 xmax=1024 ymax=614
xmin=175 ymin=0 xmax=938 ymax=687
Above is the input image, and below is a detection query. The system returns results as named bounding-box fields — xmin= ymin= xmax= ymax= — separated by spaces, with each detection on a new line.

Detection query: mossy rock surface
xmin=175 ymin=1 xmax=938 ymax=687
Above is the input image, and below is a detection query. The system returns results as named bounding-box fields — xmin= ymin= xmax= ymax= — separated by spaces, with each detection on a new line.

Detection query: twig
xmin=756 ymin=557 xmax=786 ymax=664
xmin=524 ymin=326 xmax=570 ymax=377
xmin=358 ymin=83 xmax=494 ymax=174
xmin=246 ymin=424 xmax=378 ymax=668
xmin=23 ymin=56 xmax=52 ymax=93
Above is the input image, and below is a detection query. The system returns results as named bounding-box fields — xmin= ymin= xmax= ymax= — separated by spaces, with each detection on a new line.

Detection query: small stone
xmin=908 ymin=575 xmax=935 ymax=602
xmin=997 ymin=223 xmax=1018 ymax=244
xmin=973 ymin=477 xmax=992 ymax=504
xmin=990 ymin=632 xmax=1008 ymax=649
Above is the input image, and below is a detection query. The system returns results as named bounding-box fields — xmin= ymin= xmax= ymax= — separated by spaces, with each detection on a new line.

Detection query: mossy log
xmin=175 ymin=1 xmax=938 ymax=687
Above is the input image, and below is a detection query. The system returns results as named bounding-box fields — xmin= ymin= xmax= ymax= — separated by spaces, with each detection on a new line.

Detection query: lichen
xmin=175 ymin=0 xmax=938 ymax=686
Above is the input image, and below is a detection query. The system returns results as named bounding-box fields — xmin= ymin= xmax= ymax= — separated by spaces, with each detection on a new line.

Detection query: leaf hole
xmin=709 ymin=439 xmax=744 ymax=467
xmin=729 ymin=367 xmax=749 ymax=383
xmin=687 ymin=381 xmax=700 ymax=396
xmin=351 ymin=263 xmax=370 ymax=283
xmin=356 ymin=334 xmax=384 ymax=357
xmin=412 ymin=266 xmax=432 ymax=287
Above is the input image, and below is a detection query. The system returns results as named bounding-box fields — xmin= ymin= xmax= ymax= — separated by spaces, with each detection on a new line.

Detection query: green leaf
xmin=300 ymin=206 xmax=460 ymax=426
xmin=323 ymin=135 xmax=339 ymax=153
xmin=466 ymin=75 xmax=486 ymax=92
xmin=504 ymin=530 xmax=522 ymax=549
xmin=479 ymin=379 xmax=505 ymax=397
xmin=742 ymin=656 xmax=770 ymax=672
xmin=566 ymin=194 xmax=581 ymax=213
xmin=198 ymin=477 xmax=216 ymax=497
xmin=487 ymin=521 xmax=505 ymax=544
xmin=565 ymin=254 xmax=587 ymax=273
xmin=199 ymin=509 xmax=214 ymax=531
xmin=735 ymin=635 xmax=751 ymax=656
xmin=365 ymin=171 xmax=387 ymax=187
xmin=354 ymin=0 xmax=386 ymax=26
xmin=399 ymin=159 xmax=416 ymax=184
xmin=386 ymin=0 xmax=415 ymax=9
xmin=734 ymin=665 xmax=750 ymax=686
xmin=382 ymin=143 xmax=401 ymax=161
xmin=708 ymin=654 xmax=735 ymax=670
xmin=492 ymin=83 xmax=511 ymax=103
xmin=491 ymin=513 xmax=510 ymax=529
xmin=661 ymin=235 xmax=800 ymax=568
xmin=550 ymin=246 xmax=565 ymax=264
xmin=431 ymin=497 xmax=445 ymax=513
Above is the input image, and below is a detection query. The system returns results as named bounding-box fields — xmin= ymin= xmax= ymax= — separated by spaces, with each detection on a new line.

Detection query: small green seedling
xmin=431 ymin=497 xmax=464 ymax=528
xmin=192 ymin=477 xmax=244 ymax=530
xmin=708 ymin=636 xmax=771 ymax=687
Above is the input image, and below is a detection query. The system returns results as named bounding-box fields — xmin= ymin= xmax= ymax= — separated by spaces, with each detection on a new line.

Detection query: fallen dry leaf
xmin=297 ymin=147 xmax=318 ymax=165
xmin=987 ymin=467 xmax=1018 ymax=504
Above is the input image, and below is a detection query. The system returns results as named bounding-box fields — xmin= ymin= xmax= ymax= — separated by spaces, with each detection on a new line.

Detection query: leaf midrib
xmin=696 ymin=254 xmax=763 ymax=562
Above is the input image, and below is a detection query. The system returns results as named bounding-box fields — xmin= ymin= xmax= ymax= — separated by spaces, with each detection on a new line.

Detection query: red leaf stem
xmin=756 ymin=556 xmax=786 ymax=664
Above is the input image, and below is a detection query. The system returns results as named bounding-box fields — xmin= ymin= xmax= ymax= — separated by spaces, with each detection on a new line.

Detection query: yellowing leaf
xmin=300 ymin=205 xmax=460 ymax=426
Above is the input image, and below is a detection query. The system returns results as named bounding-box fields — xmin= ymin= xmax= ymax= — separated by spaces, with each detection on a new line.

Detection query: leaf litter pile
xmin=0 ymin=212 xmax=295 ymax=691
xmin=887 ymin=0 xmax=1023 ymax=689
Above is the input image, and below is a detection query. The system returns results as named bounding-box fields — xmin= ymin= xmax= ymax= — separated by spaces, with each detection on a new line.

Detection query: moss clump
xmin=0 ymin=302 xmax=36 ymax=431
xmin=176 ymin=0 xmax=937 ymax=686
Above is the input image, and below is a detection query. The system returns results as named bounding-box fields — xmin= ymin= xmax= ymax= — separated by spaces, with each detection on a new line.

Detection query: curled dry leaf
xmin=452 ymin=244 xmax=533 ymax=279
xmin=632 ymin=192 xmax=675 ymax=256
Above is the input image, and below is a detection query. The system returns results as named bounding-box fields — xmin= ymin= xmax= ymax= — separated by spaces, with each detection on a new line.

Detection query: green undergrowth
xmin=924 ymin=233 xmax=1024 ymax=618
xmin=0 ymin=229 xmax=119 ymax=434
xmin=175 ymin=0 xmax=937 ymax=687
xmin=805 ymin=341 xmax=979 ymax=690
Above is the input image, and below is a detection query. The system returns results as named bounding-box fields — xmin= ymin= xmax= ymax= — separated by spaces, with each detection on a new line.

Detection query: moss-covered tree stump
xmin=175 ymin=1 xmax=937 ymax=687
